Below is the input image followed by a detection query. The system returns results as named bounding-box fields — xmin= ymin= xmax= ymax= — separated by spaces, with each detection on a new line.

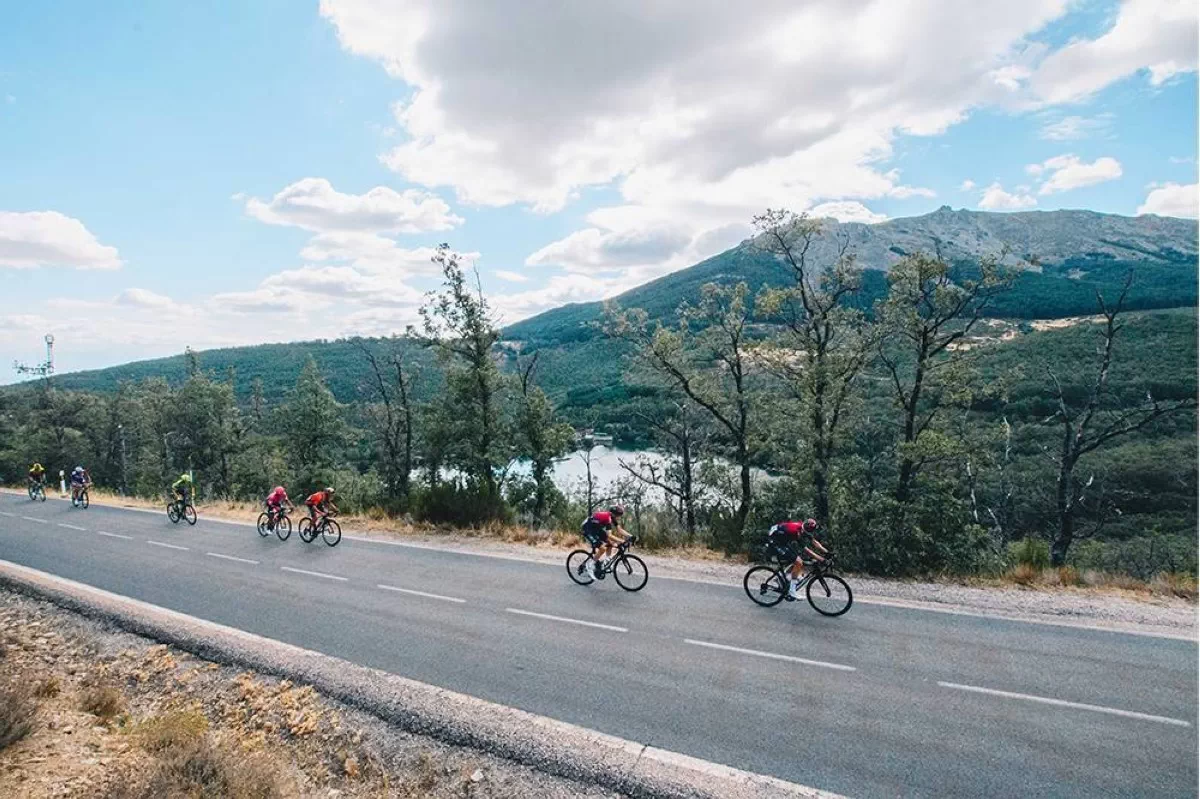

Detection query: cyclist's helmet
xmin=325 ymin=487 xmax=336 ymax=495
xmin=609 ymin=504 xmax=625 ymax=517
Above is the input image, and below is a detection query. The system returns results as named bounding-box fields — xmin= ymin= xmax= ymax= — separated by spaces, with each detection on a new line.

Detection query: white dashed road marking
xmin=280 ymin=566 xmax=347 ymax=582
xmin=22 ymin=516 xmax=47 ymax=524
xmin=377 ymin=584 xmax=466 ymax=604
xmin=146 ymin=540 xmax=189 ymax=551
xmin=57 ymin=523 xmax=86 ymax=531
xmin=97 ymin=531 xmax=133 ymax=540
xmin=937 ymin=681 xmax=1192 ymax=727
xmin=207 ymin=552 xmax=259 ymax=566
xmin=505 ymin=608 xmax=627 ymax=632
xmin=684 ymin=639 xmax=857 ymax=672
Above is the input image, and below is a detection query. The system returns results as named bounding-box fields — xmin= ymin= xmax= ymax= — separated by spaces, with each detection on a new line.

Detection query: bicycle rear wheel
xmin=613 ymin=554 xmax=648 ymax=592
xmin=743 ymin=566 xmax=787 ymax=607
xmin=807 ymin=573 xmax=853 ymax=617
xmin=297 ymin=517 xmax=315 ymax=543
xmin=81 ymin=490 xmax=89 ymax=509
xmin=322 ymin=519 xmax=342 ymax=547
xmin=257 ymin=513 xmax=270 ymax=537
xmin=275 ymin=515 xmax=292 ymax=541
xmin=566 ymin=550 xmax=596 ymax=586
xmin=183 ymin=504 xmax=197 ymax=525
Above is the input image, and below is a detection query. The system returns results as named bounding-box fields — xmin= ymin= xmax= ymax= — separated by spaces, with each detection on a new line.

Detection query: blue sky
xmin=0 ymin=0 xmax=1196 ymax=379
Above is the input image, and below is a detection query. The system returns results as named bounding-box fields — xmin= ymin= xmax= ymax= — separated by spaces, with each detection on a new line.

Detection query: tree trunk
xmin=895 ymin=357 xmax=926 ymax=503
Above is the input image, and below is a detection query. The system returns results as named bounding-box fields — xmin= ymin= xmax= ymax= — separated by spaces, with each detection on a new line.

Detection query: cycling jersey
xmin=767 ymin=521 xmax=817 ymax=563
xmin=70 ymin=469 xmax=86 ymax=485
xmin=581 ymin=511 xmax=618 ymax=547
xmin=305 ymin=491 xmax=331 ymax=508
xmin=266 ymin=486 xmax=288 ymax=506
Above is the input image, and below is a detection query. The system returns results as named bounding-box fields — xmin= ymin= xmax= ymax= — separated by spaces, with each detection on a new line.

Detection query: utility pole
xmin=118 ymin=423 xmax=129 ymax=497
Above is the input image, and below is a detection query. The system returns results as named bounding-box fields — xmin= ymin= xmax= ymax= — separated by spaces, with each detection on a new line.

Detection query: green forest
xmin=2 ymin=216 xmax=1196 ymax=582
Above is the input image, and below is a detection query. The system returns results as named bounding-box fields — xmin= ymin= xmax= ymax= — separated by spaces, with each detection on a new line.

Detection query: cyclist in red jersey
xmin=304 ymin=487 xmax=338 ymax=525
xmin=581 ymin=505 xmax=633 ymax=578
xmin=767 ymin=517 xmax=829 ymax=598
xmin=265 ymin=485 xmax=294 ymax=520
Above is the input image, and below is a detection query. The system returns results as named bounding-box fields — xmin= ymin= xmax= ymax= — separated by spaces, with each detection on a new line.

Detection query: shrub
xmin=102 ymin=741 xmax=281 ymax=799
xmin=33 ymin=676 xmax=61 ymax=698
xmin=80 ymin=684 xmax=125 ymax=722
xmin=1057 ymin=565 xmax=1085 ymax=587
xmin=413 ymin=480 xmax=511 ymax=526
xmin=0 ymin=684 xmax=37 ymax=752
xmin=1009 ymin=563 xmax=1038 ymax=585
xmin=131 ymin=710 xmax=209 ymax=753
xmin=1009 ymin=538 xmax=1051 ymax=570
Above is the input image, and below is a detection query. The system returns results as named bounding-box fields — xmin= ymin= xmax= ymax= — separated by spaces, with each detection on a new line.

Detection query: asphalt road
xmin=1 ymin=494 xmax=1196 ymax=798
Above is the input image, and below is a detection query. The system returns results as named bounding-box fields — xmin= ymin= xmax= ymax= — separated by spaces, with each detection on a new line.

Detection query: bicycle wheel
xmin=566 ymin=550 xmax=596 ymax=586
xmin=81 ymin=490 xmax=89 ymax=509
xmin=613 ymin=554 xmax=648 ymax=592
xmin=275 ymin=515 xmax=292 ymax=542
xmin=807 ymin=573 xmax=853 ymax=617
xmin=297 ymin=517 xmax=315 ymax=543
xmin=257 ymin=513 xmax=270 ymax=537
xmin=321 ymin=518 xmax=342 ymax=547
xmin=38 ymin=487 xmax=45 ymax=503
xmin=167 ymin=503 xmax=180 ymax=523
xmin=27 ymin=484 xmax=34 ymax=500
xmin=183 ymin=504 xmax=197 ymax=525
xmin=743 ymin=566 xmax=788 ymax=607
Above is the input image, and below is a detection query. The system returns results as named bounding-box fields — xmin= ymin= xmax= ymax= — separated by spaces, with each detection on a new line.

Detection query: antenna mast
xmin=13 ymin=334 xmax=55 ymax=378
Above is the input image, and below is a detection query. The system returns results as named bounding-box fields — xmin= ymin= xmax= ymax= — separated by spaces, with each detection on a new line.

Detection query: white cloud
xmin=1038 ymin=114 xmax=1112 ymax=141
xmin=115 ymin=288 xmax=174 ymax=309
xmin=1028 ymin=0 xmax=1198 ymax=104
xmin=243 ymin=177 xmax=461 ymax=234
xmin=978 ymin=182 xmax=1037 ymax=210
xmin=493 ymin=270 xmax=529 ymax=283
xmin=1136 ymin=182 xmax=1198 ymax=218
xmin=808 ymin=201 xmax=888 ymax=224
xmin=959 ymin=179 xmax=976 ymax=191
xmin=0 ymin=211 xmax=121 ymax=270
xmin=526 ymin=223 xmax=693 ymax=272
xmin=1030 ymin=154 xmax=1123 ymax=195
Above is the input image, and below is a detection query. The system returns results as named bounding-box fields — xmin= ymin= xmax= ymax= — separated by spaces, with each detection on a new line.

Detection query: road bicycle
xmin=27 ymin=481 xmax=46 ymax=502
xmin=566 ymin=537 xmax=648 ymax=591
xmin=71 ymin=484 xmax=90 ymax=509
xmin=297 ymin=511 xmax=341 ymax=547
xmin=742 ymin=554 xmax=853 ymax=616
xmin=257 ymin=506 xmax=293 ymax=541
xmin=166 ymin=494 xmax=197 ymax=526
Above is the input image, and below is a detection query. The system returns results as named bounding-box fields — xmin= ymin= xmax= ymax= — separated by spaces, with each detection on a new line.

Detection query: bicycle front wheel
xmin=807 ymin=573 xmax=853 ymax=617
xmin=275 ymin=515 xmax=292 ymax=541
xmin=167 ymin=504 xmax=180 ymax=523
xmin=743 ymin=566 xmax=787 ymax=607
xmin=321 ymin=519 xmax=341 ymax=547
xmin=81 ymin=490 xmax=89 ymax=509
xmin=566 ymin=550 xmax=595 ymax=586
xmin=27 ymin=485 xmax=34 ymax=500
xmin=297 ymin=517 xmax=315 ymax=543
xmin=613 ymin=554 xmax=648 ymax=592
xmin=38 ymin=488 xmax=45 ymax=503
xmin=183 ymin=504 xmax=197 ymax=525
xmin=257 ymin=513 xmax=270 ymax=537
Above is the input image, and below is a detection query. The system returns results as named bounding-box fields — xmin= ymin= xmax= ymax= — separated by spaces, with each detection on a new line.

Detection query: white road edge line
xmin=684 ymin=639 xmax=857 ymax=672
xmin=280 ymin=566 xmax=347 ymax=582
xmin=377 ymin=584 xmax=466 ymax=603
xmin=505 ymin=607 xmax=627 ymax=633
xmin=97 ymin=531 xmax=133 ymax=540
xmin=206 ymin=552 xmax=259 ymax=566
xmin=0 ymin=511 xmax=15 ymax=516
xmin=21 ymin=516 xmax=48 ymax=524
xmin=57 ymin=523 xmax=86 ymax=531
xmin=146 ymin=540 xmax=189 ymax=551
xmin=937 ymin=681 xmax=1192 ymax=727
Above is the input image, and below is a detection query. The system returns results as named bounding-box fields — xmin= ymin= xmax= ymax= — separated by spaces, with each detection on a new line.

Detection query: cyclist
xmin=171 ymin=472 xmax=194 ymax=508
xmin=69 ymin=465 xmax=91 ymax=501
xmin=767 ymin=517 xmax=829 ymax=599
xmin=28 ymin=462 xmax=46 ymax=490
xmin=265 ymin=485 xmax=294 ymax=523
xmin=304 ymin=487 xmax=338 ymax=526
xmin=581 ymin=505 xmax=633 ymax=579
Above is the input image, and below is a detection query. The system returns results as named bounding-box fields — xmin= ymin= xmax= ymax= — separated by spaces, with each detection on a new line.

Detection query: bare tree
xmin=1042 ymin=272 xmax=1197 ymax=565
xmin=356 ymin=337 xmax=415 ymax=507
xmin=617 ymin=400 xmax=707 ymax=542
xmin=877 ymin=251 xmax=1011 ymax=503
xmin=753 ymin=209 xmax=876 ymax=521
xmin=604 ymin=282 xmax=757 ymax=538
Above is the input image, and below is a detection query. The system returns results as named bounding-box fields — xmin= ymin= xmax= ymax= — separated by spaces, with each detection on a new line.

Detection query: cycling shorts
xmin=581 ymin=520 xmax=610 ymax=548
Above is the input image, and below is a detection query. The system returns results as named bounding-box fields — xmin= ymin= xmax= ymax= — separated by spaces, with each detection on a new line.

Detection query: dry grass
xmin=1149 ymin=572 xmax=1199 ymax=601
xmin=33 ymin=675 xmax=61 ymax=698
xmin=129 ymin=709 xmax=209 ymax=753
xmin=0 ymin=683 xmax=37 ymax=753
xmin=998 ymin=564 xmax=1198 ymax=600
xmin=79 ymin=683 xmax=126 ymax=722
xmin=101 ymin=740 xmax=283 ymax=799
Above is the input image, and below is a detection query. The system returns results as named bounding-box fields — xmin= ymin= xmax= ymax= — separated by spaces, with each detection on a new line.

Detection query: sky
xmin=1 ymin=0 xmax=1197 ymax=381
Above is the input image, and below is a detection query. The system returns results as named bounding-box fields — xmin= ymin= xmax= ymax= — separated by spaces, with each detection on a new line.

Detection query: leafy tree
xmin=617 ymin=399 xmax=708 ymax=542
xmin=277 ymin=357 xmax=349 ymax=493
xmin=356 ymin=337 xmax=415 ymax=508
xmin=515 ymin=353 xmax=573 ymax=523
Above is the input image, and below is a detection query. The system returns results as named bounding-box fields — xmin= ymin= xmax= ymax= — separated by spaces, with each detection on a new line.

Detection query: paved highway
xmin=1 ymin=494 xmax=1195 ymax=798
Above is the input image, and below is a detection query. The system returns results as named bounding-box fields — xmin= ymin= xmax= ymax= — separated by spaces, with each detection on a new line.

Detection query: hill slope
xmin=504 ymin=207 xmax=1198 ymax=346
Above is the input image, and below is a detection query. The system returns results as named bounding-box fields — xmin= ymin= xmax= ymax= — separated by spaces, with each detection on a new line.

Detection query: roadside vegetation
xmin=1 ymin=211 xmax=1195 ymax=585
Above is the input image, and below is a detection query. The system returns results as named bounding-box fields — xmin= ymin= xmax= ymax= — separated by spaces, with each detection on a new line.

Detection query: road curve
xmin=0 ymin=495 xmax=1195 ymax=798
